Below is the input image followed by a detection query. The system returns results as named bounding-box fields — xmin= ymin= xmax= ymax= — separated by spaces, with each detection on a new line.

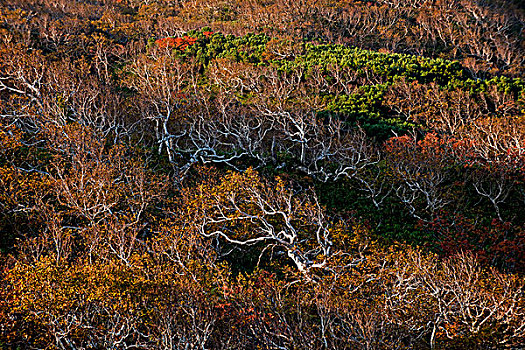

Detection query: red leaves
xmin=385 ymin=132 xmax=471 ymax=165
xmin=155 ymin=31 xmax=212 ymax=50
xmin=384 ymin=131 xmax=521 ymax=176
xmin=422 ymin=212 xmax=525 ymax=273
xmin=155 ymin=37 xmax=177 ymax=49
xmin=155 ymin=35 xmax=198 ymax=50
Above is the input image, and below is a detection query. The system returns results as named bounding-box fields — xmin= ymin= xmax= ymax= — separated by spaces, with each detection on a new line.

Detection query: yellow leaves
xmin=3 ymin=233 xmax=524 ymax=348
xmin=0 ymin=124 xmax=22 ymax=154
xmin=261 ymin=36 xmax=303 ymax=61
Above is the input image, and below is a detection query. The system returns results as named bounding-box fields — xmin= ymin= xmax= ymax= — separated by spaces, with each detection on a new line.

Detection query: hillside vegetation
xmin=1 ymin=0 xmax=524 ymax=349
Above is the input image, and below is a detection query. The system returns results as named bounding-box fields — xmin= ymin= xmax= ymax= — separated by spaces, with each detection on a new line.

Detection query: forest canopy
xmin=0 ymin=0 xmax=524 ymax=349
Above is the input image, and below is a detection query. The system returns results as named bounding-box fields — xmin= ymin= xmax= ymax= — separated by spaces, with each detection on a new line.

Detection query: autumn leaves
xmin=1 ymin=0 xmax=525 ymax=347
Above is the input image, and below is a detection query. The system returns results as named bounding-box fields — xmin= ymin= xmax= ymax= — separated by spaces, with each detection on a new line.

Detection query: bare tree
xmin=193 ymin=169 xmax=332 ymax=275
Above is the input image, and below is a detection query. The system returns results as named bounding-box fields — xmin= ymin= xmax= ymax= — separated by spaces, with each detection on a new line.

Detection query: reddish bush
xmin=155 ymin=36 xmax=198 ymax=50
xmin=421 ymin=212 xmax=525 ymax=273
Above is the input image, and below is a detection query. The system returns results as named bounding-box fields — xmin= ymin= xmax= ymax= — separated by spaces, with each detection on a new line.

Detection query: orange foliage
xmin=156 ymin=35 xmax=198 ymax=50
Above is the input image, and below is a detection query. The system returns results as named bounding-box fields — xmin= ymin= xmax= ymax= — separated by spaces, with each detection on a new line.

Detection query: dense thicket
xmin=1 ymin=0 xmax=524 ymax=349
